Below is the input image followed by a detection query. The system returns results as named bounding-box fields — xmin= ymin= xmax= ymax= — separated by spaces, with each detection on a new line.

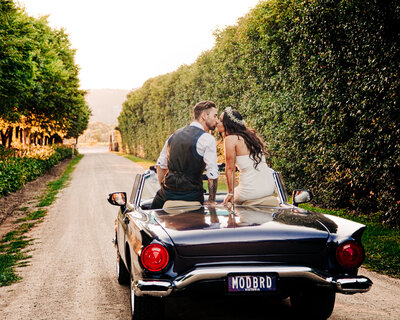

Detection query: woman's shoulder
xmin=225 ymin=135 xmax=242 ymax=148
xmin=225 ymin=134 xmax=243 ymax=143
xmin=226 ymin=134 xmax=249 ymax=154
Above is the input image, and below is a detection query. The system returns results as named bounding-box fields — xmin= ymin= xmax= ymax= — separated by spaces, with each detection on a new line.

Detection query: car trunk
xmin=155 ymin=206 xmax=333 ymax=257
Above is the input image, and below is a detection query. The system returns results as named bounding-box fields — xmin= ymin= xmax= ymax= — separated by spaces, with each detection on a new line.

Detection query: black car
xmin=108 ymin=168 xmax=372 ymax=320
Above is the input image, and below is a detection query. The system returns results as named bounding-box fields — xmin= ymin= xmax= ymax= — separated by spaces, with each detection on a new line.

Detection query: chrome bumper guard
xmin=133 ymin=265 xmax=372 ymax=297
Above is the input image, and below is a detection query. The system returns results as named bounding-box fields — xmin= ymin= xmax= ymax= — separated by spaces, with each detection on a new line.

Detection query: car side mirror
xmin=292 ymin=189 xmax=313 ymax=206
xmin=108 ymin=192 xmax=127 ymax=206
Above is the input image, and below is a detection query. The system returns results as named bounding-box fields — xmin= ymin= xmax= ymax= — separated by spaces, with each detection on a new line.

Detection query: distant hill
xmin=85 ymin=89 xmax=130 ymax=126
xmin=78 ymin=122 xmax=113 ymax=144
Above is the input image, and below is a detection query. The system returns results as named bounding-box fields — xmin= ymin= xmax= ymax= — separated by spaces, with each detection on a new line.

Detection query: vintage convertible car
xmin=108 ymin=167 xmax=372 ymax=320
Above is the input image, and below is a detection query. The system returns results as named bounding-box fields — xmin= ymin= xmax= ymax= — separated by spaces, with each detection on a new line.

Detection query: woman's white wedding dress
xmin=234 ymin=155 xmax=275 ymax=204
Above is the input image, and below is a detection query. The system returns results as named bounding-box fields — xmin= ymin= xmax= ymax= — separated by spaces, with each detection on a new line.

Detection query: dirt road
xmin=1 ymin=148 xmax=399 ymax=319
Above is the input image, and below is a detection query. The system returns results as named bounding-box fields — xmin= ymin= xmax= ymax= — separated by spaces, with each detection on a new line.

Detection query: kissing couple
xmin=151 ymin=100 xmax=277 ymax=209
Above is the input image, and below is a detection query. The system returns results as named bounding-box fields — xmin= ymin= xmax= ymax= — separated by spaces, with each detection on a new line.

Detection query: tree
xmin=0 ymin=1 xmax=91 ymax=146
xmin=0 ymin=0 xmax=36 ymax=121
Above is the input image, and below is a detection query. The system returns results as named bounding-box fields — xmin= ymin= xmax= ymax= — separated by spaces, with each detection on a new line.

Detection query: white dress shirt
xmin=156 ymin=121 xmax=219 ymax=180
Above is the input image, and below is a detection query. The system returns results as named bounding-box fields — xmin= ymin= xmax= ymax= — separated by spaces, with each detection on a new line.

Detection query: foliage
xmin=0 ymin=145 xmax=74 ymax=196
xmin=0 ymin=0 xmax=90 ymax=143
xmin=118 ymin=0 xmax=400 ymax=226
xmin=0 ymin=0 xmax=34 ymax=120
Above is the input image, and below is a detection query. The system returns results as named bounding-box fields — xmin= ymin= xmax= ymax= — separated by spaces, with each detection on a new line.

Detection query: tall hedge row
xmin=119 ymin=0 xmax=400 ymax=226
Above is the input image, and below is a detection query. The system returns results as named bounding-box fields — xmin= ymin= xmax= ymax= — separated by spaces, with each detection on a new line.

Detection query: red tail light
xmin=141 ymin=243 xmax=169 ymax=272
xmin=336 ymin=241 xmax=365 ymax=269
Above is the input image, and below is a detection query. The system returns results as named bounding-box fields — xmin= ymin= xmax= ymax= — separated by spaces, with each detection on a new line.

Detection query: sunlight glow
xmin=17 ymin=0 xmax=260 ymax=90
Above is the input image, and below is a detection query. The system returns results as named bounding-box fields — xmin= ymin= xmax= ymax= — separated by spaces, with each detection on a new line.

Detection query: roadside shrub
xmin=0 ymin=146 xmax=15 ymax=160
xmin=0 ymin=145 xmax=73 ymax=196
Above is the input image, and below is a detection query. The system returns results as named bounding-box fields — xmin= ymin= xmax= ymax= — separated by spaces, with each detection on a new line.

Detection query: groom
xmin=151 ymin=100 xmax=219 ymax=209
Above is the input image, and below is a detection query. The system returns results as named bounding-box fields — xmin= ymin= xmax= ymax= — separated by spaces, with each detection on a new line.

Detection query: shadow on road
xmin=165 ymin=295 xmax=294 ymax=320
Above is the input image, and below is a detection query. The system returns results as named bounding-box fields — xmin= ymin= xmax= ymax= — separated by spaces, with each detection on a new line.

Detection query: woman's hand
xmin=223 ymin=193 xmax=234 ymax=206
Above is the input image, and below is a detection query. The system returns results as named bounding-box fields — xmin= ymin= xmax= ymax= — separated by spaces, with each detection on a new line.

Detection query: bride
xmin=217 ymin=107 xmax=276 ymax=205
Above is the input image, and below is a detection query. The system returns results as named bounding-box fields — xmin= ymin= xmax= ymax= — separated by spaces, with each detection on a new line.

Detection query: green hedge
xmin=118 ymin=0 xmax=400 ymax=226
xmin=0 ymin=146 xmax=73 ymax=196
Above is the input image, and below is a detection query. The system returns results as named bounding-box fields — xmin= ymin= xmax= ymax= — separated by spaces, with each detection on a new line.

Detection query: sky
xmin=17 ymin=0 xmax=260 ymax=90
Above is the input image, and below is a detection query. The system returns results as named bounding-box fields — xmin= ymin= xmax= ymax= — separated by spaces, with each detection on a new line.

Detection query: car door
xmin=117 ymin=173 xmax=142 ymax=260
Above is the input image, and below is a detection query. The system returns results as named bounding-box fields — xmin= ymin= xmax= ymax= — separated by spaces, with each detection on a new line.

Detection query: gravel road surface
xmin=1 ymin=148 xmax=399 ymax=319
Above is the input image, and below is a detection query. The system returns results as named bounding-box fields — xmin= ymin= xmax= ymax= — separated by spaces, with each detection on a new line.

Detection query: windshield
xmin=141 ymin=171 xmax=161 ymax=204
xmin=130 ymin=174 xmax=142 ymax=204
xmin=137 ymin=168 xmax=285 ymax=207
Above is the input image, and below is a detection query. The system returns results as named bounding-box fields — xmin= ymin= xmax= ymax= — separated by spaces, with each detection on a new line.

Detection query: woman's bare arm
xmin=224 ymin=136 xmax=236 ymax=204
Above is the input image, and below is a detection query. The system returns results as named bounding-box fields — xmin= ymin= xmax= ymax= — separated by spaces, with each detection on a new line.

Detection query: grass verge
xmin=122 ymin=154 xmax=156 ymax=170
xmin=0 ymin=154 xmax=84 ymax=286
xmin=300 ymin=203 xmax=400 ymax=278
xmin=38 ymin=155 xmax=83 ymax=207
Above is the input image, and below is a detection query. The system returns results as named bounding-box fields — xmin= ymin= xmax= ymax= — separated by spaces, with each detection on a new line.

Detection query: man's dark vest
xmin=163 ymin=125 xmax=206 ymax=192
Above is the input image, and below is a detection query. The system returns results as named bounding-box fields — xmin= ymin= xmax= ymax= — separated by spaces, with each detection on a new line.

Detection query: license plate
xmin=228 ymin=274 xmax=276 ymax=292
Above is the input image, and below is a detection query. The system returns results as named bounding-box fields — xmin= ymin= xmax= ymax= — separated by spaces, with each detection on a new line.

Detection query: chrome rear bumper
xmin=133 ymin=265 xmax=372 ymax=297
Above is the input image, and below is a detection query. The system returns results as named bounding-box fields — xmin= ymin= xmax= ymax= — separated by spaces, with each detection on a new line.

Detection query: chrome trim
xmin=133 ymin=265 xmax=372 ymax=297
xmin=272 ymin=172 xmax=289 ymax=204
xmin=334 ymin=276 xmax=373 ymax=294
xmin=173 ymin=266 xmax=329 ymax=289
xmin=135 ymin=173 xmax=147 ymax=207
xmin=129 ymin=174 xmax=143 ymax=206
xmin=134 ymin=280 xmax=173 ymax=297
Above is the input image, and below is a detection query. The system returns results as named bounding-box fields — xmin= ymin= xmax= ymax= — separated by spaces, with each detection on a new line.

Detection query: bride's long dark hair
xmin=222 ymin=107 xmax=266 ymax=168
